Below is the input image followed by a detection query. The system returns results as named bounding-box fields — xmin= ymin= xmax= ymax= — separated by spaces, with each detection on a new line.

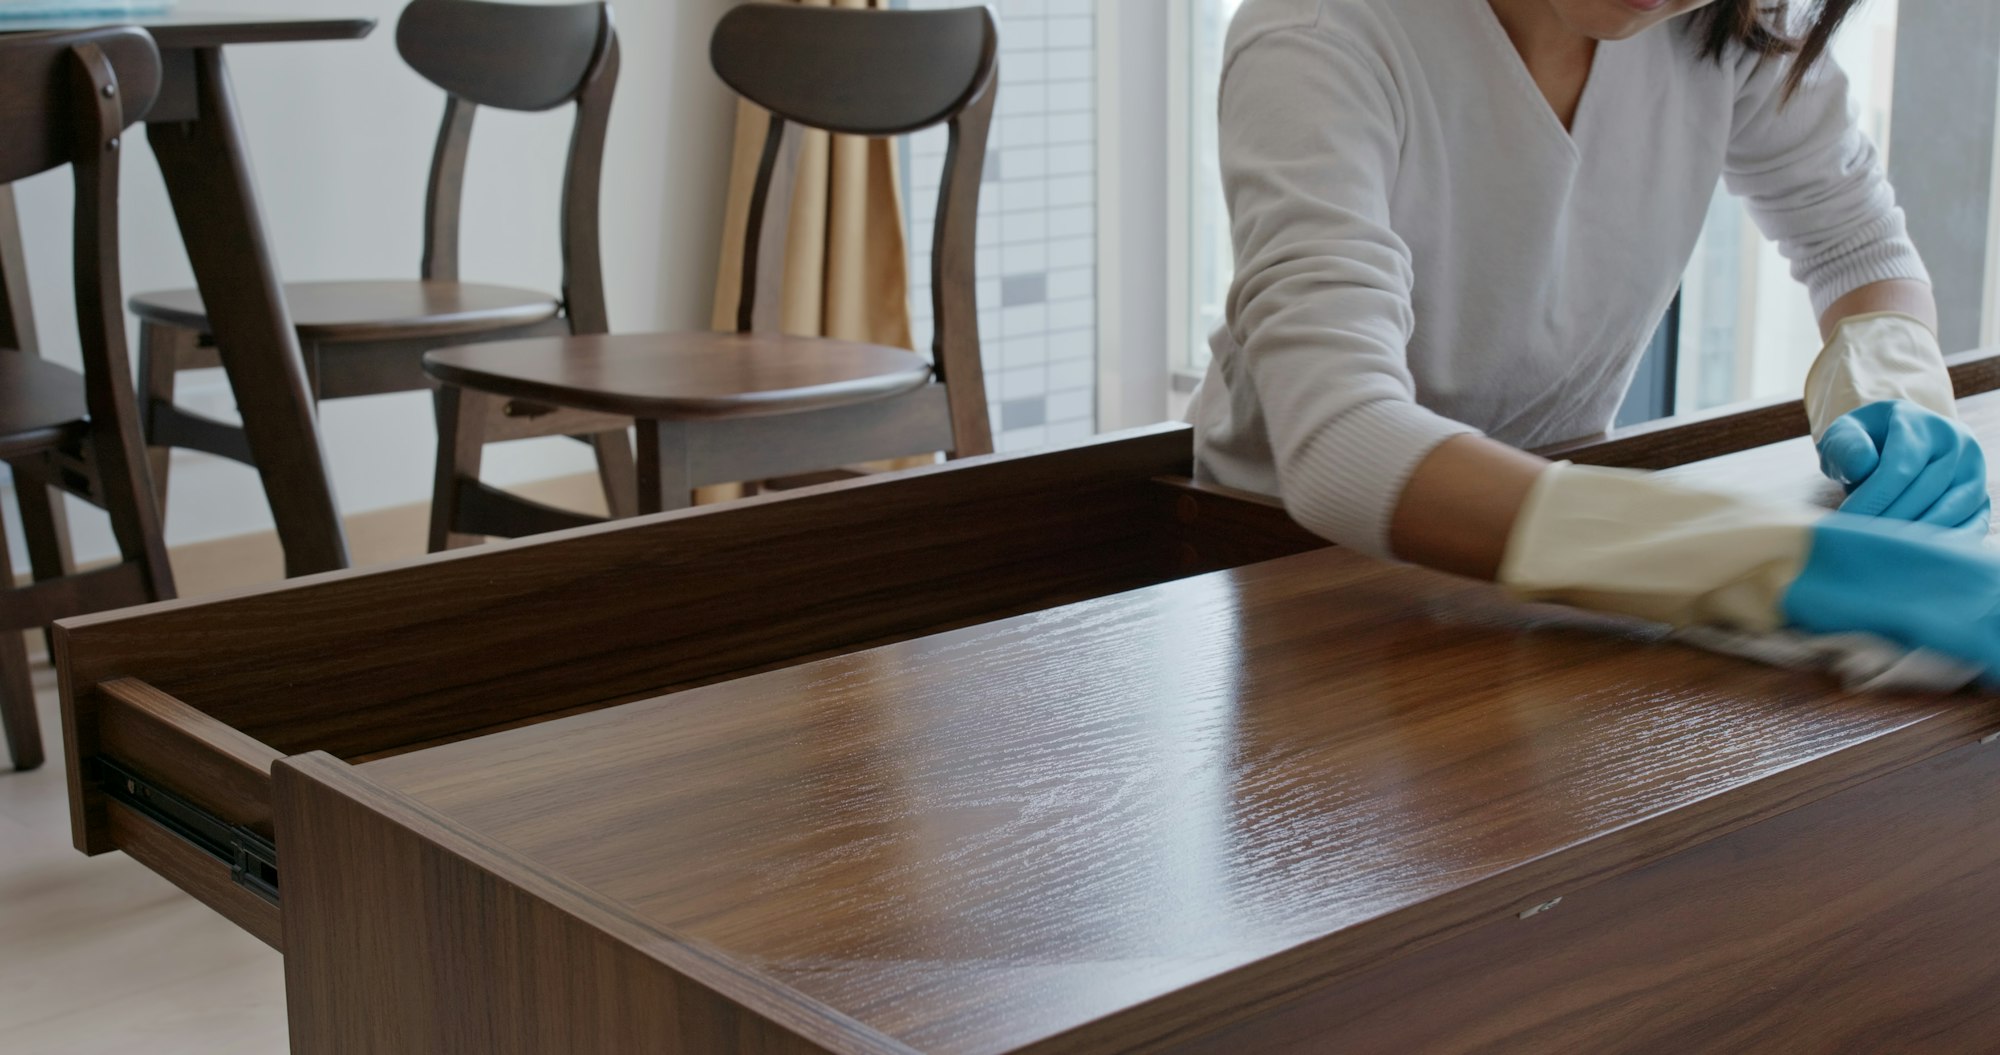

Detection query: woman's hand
xmin=1498 ymin=463 xmax=2000 ymax=678
xmin=1784 ymin=514 xmax=2000 ymax=672
xmin=1818 ymin=400 xmax=1990 ymax=535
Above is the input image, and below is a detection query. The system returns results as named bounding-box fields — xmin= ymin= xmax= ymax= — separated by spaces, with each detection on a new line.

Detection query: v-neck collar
xmin=1470 ymin=0 xmax=1610 ymax=156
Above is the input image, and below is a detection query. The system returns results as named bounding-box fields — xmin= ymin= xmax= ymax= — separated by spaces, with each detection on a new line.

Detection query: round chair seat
xmin=423 ymin=332 xmax=935 ymax=420
xmin=0 ymin=349 xmax=87 ymax=460
xmin=129 ymin=280 xmax=562 ymax=343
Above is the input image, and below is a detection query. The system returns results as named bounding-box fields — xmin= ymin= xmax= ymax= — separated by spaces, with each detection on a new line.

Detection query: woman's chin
xmin=1553 ymin=0 xmax=1706 ymax=41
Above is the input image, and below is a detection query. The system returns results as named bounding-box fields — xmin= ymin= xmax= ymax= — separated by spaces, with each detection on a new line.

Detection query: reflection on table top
xmin=0 ymin=11 xmax=373 ymax=47
xmin=359 ymin=391 xmax=2000 ymax=1055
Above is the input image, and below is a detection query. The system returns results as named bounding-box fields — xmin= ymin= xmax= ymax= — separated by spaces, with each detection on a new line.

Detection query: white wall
xmin=7 ymin=0 xmax=741 ymax=563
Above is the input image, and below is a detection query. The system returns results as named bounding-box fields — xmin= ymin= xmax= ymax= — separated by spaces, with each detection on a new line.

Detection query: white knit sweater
xmin=1191 ymin=0 xmax=1928 ymax=557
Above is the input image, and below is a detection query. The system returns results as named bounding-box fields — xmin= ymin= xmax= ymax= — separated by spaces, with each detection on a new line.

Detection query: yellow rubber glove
xmin=1498 ymin=462 xmax=2000 ymax=680
xmin=1805 ymin=313 xmax=1987 ymax=534
xmin=1498 ymin=462 xmax=1818 ymax=631
xmin=1804 ymin=312 xmax=1956 ymax=440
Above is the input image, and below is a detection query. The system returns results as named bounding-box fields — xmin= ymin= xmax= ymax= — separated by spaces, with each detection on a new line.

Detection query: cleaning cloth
xmin=1671 ymin=625 xmax=1983 ymax=693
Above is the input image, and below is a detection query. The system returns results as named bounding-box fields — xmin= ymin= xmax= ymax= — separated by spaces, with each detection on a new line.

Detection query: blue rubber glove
xmin=1784 ymin=514 xmax=2000 ymax=676
xmin=1817 ymin=400 xmax=1990 ymax=536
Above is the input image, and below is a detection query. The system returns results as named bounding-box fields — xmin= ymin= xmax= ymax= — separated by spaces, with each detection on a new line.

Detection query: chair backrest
xmin=0 ymin=27 xmax=169 ymax=583
xmin=0 ymin=27 xmax=157 ymax=185
xmin=396 ymin=0 xmax=619 ymax=333
xmin=711 ymin=3 xmax=999 ymax=458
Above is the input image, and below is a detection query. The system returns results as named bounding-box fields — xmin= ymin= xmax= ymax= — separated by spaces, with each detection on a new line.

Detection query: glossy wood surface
xmin=331 ymin=392 xmax=2000 ymax=1055
xmin=59 ymin=427 xmax=1200 ymax=852
xmin=0 ymin=12 xmax=374 ymax=50
xmin=425 ymin=333 xmax=934 ymax=419
xmin=1177 ymin=737 xmax=2000 ymax=1053
xmin=357 ymin=543 xmax=2000 ymax=1053
xmin=130 ymin=279 xmax=560 ymax=343
xmin=276 ymin=753 xmax=844 ymax=1055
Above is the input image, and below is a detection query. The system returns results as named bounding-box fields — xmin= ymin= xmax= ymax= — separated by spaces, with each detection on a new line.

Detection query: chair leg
xmin=137 ymin=320 xmax=194 ymax=516
xmin=430 ymin=385 xmax=491 ymax=552
xmin=0 ymin=629 xmax=39 ymax=772
xmin=11 ymin=462 xmax=73 ymax=658
xmin=635 ymin=419 xmax=693 ymax=515
xmin=588 ymin=429 xmax=638 ymax=519
xmin=0 ymin=535 xmax=41 ymax=772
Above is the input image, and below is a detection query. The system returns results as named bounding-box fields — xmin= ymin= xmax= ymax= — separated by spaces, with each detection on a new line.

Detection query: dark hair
xmin=1692 ymin=0 xmax=1863 ymax=98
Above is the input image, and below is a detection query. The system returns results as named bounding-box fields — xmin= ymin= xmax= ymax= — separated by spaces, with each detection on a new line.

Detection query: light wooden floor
xmin=0 ymin=649 xmax=287 ymax=1051
xmin=0 ymin=473 xmax=607 ymax=1049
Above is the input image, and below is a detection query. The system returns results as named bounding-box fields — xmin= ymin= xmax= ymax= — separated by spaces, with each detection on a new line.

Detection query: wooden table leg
xmin=634 ymin=419 xmax=691 ymax=515
xmin=147 ymin=47 xmax=349 ymax=576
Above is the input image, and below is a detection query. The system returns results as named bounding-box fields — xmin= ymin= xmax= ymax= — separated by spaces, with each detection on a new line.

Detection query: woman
xmin=1194 ymin=0 xmax=2000 ymax=668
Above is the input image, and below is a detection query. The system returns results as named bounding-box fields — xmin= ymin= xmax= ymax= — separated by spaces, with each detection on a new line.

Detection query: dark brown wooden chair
xmin=129 ymin=0 xmax=636 ymax=523
xmin=421 ymin=2 xmax=997 ymax=548
xmin=0 ymin=26 xmax=174 ymax=771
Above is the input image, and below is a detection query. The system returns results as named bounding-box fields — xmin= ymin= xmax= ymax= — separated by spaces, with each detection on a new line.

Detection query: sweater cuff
xmin=1804 ymin=215 xmax=1931 ymax=317
xmin=1279 ymin=399 xmax=1480 ymax=560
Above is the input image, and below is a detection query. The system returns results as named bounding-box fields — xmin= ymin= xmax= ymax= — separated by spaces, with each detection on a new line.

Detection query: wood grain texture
xmin=276 ymin=752 xmax=883 ymax=1055
xmin=129 ymin=280 xmax=560 ymax=343
xmin=361 ymin=544 xmax=2000 ymax=1054
xmin=60 ymin=426 xmax=1198 ymax=852
xmin=1152 ymin=476 xmax=1325 ymax=575
xmin=1174 ymin=738 xmax=2000 ymax=1054
xmin=105 ymin=796 xmax=282 ymax=950
xmin=61 ymin=393 xmax=2000 ymax=1051
xmin=95 ymin=678 xmax=279 ymax=835
xmin=424 ymin=332 xmax=933 ymax=419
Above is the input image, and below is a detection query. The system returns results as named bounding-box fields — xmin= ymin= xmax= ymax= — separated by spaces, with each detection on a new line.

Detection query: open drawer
xmin=56 ymin=425 xmax=1327 ymax=949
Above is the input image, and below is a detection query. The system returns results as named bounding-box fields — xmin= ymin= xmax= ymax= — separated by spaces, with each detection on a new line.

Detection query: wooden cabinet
xmin=54 ymin=401 xmax=2000 ymax=1053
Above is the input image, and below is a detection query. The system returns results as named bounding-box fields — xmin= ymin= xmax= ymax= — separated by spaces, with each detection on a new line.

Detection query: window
xmin=1677 ymin=0 xmax=1901 ymax=411
xmin=1178 ymin=1 xmax=1909 ymax=415
xmin=902 ymin=0 xmax=1103 ymax=453
xmin=1174 ymin=0 xmax=1242 ymax=380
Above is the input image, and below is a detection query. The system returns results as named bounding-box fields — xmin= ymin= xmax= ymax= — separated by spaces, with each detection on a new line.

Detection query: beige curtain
xmin=706 ymin=0 xmax=926 ymax=501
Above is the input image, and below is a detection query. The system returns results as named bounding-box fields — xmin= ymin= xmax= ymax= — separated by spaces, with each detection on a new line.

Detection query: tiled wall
xmin=902 ymin=0 xmax=1098 ymax=452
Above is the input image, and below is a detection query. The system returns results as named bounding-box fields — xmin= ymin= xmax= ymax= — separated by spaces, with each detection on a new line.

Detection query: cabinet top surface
xmin=358 ymin=396 xmax=2000 ymax=1055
